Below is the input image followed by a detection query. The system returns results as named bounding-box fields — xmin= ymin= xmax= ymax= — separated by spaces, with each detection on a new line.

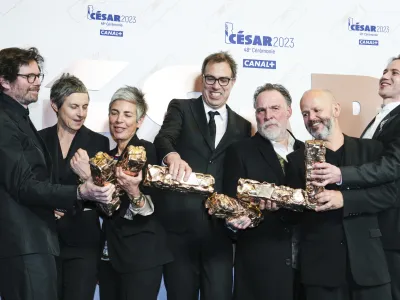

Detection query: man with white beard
xmin=223 ymin=83 xmax=305 ymax=300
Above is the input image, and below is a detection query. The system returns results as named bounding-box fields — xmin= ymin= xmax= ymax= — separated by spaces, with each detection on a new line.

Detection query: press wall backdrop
xmin=1 ymin=0 xmax=400 ymax=298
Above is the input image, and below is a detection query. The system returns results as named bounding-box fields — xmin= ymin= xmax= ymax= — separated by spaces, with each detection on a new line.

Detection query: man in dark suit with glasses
xmin=154 ymin=51 xmax=252 ymax=300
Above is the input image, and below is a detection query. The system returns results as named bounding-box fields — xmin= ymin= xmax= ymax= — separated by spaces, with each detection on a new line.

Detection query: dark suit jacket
xmin=103 ymin=135 xmax=172 ymax=273
xmin=0 ymin=92 xmax=78 ymax=258
xmin=223 ymin=132 xmax=303 ymax=300
xmin=286 ymin=135 xmax=396 ymax=287
xmin=39 ymin=125 xmax=109 ymax=256
xmin=153 ymin=96 xmax=252 ymax=233
xmin=341 ymin=105 xmax=400 ymax=249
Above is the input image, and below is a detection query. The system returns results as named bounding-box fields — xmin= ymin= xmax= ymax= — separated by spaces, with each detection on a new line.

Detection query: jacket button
xmin=284 ymin=227 xmax=290 ymax=233
xmin=209 ymin=160 xmax=213 ymax=164
xmin=285 ymin=258 xmax=291 ymax=266
xmin=280 ymin=216 xmax=286 ymax=221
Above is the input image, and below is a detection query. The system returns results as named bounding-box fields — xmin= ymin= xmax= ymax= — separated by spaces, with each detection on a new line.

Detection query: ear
xmin=0 ymin=76 xmax=11 ymax=91
xmin=333 ymin=102 xmax=341 ymax=118
xmin=287 ymin=105 xmax=292 ymax=118
xmin=136 ymin=115 xmax=145 ymax=128
xmin=50 ymin=101 xmax=59 ymax=114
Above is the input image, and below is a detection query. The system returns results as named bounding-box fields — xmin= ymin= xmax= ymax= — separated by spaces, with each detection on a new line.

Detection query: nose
xmin=381 ymin=72 xmax=390 ymax=80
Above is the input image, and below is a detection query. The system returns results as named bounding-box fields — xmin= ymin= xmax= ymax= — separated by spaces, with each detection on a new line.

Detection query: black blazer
xmin=286 ymin=135 xmax=397 ymax=287
xmin=0 ymin=92 xmax=78 ymax=258
xmin=153 ymin=96 xmax=252 ymax=233
xmin=341 ymin=105 xmax=400 ymax=249
xmin=103 ymin=135 xmax=172 ymax=273
xmin=39 ymin=125 xmax=109 ymax=252
xmin=223 ymin=132 xmax=303 ymax=300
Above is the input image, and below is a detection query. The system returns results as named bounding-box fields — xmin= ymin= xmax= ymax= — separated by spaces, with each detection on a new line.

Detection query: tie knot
xmin=208 ymin=111 xmax=220 ymax=119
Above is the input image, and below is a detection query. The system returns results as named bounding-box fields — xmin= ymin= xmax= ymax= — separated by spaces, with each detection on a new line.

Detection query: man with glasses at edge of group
xmin=153 ymin=51 xmax=252 ymax=300
xmin=0 ymin=47 xmax=115 ymax=300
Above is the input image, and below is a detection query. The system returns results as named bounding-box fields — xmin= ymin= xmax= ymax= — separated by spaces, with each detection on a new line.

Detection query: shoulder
xmin=38 ymin=125 xmax=55 ymax=138
xmin=85 ymin=127 xmax=109 ymax=142
xmin=226 ymin=136 xmax=256 ymax=156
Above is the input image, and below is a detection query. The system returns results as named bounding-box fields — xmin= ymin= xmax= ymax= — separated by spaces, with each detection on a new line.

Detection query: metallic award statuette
xmin=237 ymin=178 xmax=312 ymax=211
xmin=89 ymin=147 xmax=148 ymax=217
xmin=205 ymin=193 xmax=263 ymax=228
xmin=143 ymin=164 xmax=215 ymax=195
xmin=305 ymin=140 xmax=326 ymax=209
xmin=116 ymin=145 xmax=147 ymax=174
xmin=89 ymin=152 xmax=117 ymax=186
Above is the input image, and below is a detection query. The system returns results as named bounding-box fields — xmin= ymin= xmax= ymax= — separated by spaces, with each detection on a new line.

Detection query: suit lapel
xmin=190 ymin=96 xmax=214 ymax=150
xmin=41 ymin=125 xmax=61 ymax=182
xmin=253 ymin=133 xmax=285 ymax=182
xmin=360 ymin=117 xmax=375 ymax=138
xmin=372 ymin=105 xmax=400 ymax=139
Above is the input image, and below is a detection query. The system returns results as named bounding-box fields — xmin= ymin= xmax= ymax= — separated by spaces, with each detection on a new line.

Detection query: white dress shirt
xmin=203 ymin=102 xmax=228 ymax=148
xmin=270 ymin=134 xmax=295 ymax=161
xmin=362 ymin=102 xmax=400 ymax=139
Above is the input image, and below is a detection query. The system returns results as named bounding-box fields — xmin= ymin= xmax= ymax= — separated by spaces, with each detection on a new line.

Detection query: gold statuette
xmin=89 ymin=147 xmax=147 ymax=216
xmin=205 ymin=193 xmax=263 ymax=228
xmin=305 ymin=140 xmax=326 ymax=208
xmin=143 ymin=164 xmax=215 ymax=195
xmin=237 ymin=178 xmax=312 ymax=211
xmin=116 ymin=145 xmax=147 ymax=174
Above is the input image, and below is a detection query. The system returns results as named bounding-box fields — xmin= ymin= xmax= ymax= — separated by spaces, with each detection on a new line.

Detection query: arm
xmin=153 ymin=99 xmax=183 ymax=160
xmin=0 ymin=120 xmax=77 ymax=209
xmin=342 ymin=180 xmax=398 ymax=217
xmin=341 ymin=137 xmax=400 ymax=187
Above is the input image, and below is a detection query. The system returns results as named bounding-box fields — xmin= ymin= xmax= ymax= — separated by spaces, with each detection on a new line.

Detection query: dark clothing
xmin=340 ymin=105 xmax=400 ymax=299
xmin=223 ymin=132 xmax=304 ymax=300
xmin=153 ymin=96 xmax=251 ymax=300
xmin=99 ymin=135 xmax=172 ymax=300
xmin=39 ymin=124 xmax=109 ymax=300
xmin=0 ymin=92 xmax=78 ymax=299
xmin=286 ymin=135 xmax=396 ymax=300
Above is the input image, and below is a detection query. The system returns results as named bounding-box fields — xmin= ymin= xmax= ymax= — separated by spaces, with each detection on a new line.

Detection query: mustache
xmin=29 ymin=87 xmax=40 ymax=92
xmin=263 ymin=120 xmax=280 ymax=128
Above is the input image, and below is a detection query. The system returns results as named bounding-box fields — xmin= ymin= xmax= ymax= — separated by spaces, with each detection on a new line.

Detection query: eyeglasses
xmin=203 ymin=75 xmax=233 ymax=87
xmin=17 ymin=73 xmax=45 ymax=83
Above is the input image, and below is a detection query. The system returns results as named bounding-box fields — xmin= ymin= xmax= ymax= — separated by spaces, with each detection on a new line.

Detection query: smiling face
xmin=202 ymin=62 xmax=236 ymax=109
xmin=379 ymin=59 xmax=400 ymax=103
xmin=255 ymin=90 xmax=292 ymax=142
xmin=1 ymin=60 xmax=42 ymax=106
xmin=300 ymin=90 xmax=340 ymax=140
xmin=109 ymin=100 xmax=144 ymax=144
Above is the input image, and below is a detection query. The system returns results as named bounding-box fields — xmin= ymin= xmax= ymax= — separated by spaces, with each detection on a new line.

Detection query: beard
xmin=8 ymin=83 xmax=40 ymax=106
xmin=258 ymin=120 xmax=286 ymax=141
xmin=306 ymin=117 xmax=333 ymax=140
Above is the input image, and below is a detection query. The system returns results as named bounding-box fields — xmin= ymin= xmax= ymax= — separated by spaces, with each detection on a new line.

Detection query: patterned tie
xmin=208 ymin=111 xmax=220 ymax=149
xmin=276 ymin=154 xmax=286 ymax=174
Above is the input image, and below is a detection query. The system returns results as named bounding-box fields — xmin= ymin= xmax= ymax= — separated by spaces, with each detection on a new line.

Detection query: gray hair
xmin=50 ymin=73 xmax=88 ymax=109
xmin=390 ymin=54 xmax=400 ymax=63
xmin=109 ymin=86 xmax=148 ymax=121
xmin=253 ymin=83 xmax=292 ymax=108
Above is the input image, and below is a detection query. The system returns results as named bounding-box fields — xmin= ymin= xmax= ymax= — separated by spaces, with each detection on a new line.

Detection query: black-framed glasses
xmin=17 ymin=73 xmax=45 ymax=83
xmin=203 ymin=75 xmax=233 ymax=86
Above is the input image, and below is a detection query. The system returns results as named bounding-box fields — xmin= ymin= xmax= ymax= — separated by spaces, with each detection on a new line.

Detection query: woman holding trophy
xmin=71 ymin=86 xmax=172 ymax=300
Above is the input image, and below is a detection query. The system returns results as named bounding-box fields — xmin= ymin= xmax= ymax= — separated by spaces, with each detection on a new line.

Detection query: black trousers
xmin=0 ymin=254 xmax=57 ymax=300
xmin=163 ymin=220 xmax=233 ymax=300
xmin=99 ymin=260 xmax=162 ymax=300
xmin=56 ymin=248 xmax=99 ymax=300
xmin=385 ymin=250 xmax=400 ymax=300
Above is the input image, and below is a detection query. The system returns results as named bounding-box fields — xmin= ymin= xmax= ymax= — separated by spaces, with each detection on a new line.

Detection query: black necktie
xmin=208 ymin=111 xmax=220 ymax=149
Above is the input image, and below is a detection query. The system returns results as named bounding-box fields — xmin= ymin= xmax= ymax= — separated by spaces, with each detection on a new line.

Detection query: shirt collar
xmin=203 ymin=101 xmax=227 ymax=120
xmin=381 ymin=101 xmax=400 ymax=114
xmin=270 ymin=133 xmax=295 ymax=150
